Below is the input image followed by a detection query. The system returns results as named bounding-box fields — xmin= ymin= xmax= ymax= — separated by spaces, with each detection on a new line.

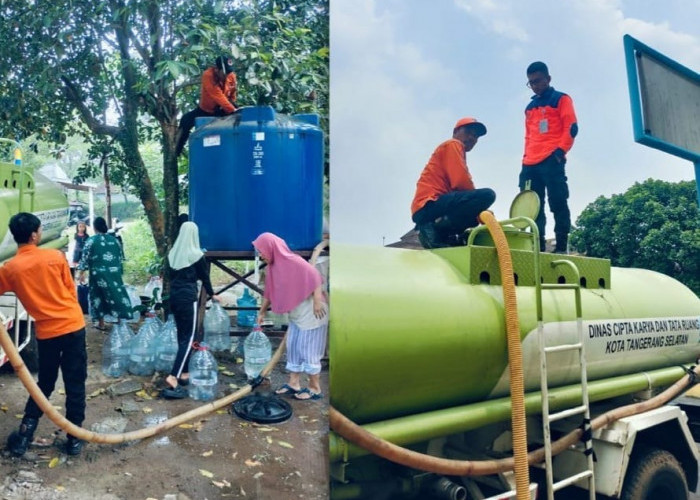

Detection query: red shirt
xmin=0 ymin=245 xmax=85 ymax=339
xmin=199 ymin=67 xmax=237 ymax=114
xmin=411 ymin=138 xmax=475 ymax=215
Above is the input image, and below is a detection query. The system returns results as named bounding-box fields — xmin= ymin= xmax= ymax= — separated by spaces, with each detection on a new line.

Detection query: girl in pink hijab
xmin=253 ymin=232 xmax=328 ymax=400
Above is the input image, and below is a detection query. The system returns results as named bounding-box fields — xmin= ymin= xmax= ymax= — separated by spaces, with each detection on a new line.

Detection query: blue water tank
xmin=189 ymin=106 xmax=324 ymax=251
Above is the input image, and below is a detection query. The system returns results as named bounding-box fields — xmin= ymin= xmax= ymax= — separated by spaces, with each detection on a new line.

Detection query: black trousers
xmin=176 ymin=106 xmax=232 ymax=156
xmin=169 ymin=298 xmax=199 ymax=378
xmin=413 ymin=188 xmax=496 ymax=233
xmin=519 ymin=154 xmax=571 ymax=251
xmin=25 ymin=328 xmax=87 ymax=427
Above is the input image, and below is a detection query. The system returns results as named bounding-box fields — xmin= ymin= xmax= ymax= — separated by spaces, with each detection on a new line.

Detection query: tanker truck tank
xmin=329 ymin=241 xmax=700 ymax=425
xmin=0 ymin=140 xmax=69 ymax=261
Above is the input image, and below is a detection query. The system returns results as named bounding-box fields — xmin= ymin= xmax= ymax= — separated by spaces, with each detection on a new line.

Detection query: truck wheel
xmin=621 ymin=446 xmax=687 ymax=500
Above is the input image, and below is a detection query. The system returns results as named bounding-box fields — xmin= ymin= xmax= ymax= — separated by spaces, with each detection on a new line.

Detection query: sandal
xmin=275 ymin=384 xmax=300 ymax=396
xmin=293 ymin=388 xmax=323 ymax=401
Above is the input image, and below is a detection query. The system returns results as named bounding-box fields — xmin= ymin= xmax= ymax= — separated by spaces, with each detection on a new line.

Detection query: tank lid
xmin=293 ymin=113 xmax=320 ymax=126
xmin=238 ymin=106 xmax=276 ymax=123
xmin=232 ymin=393 xmax=293 ymax=424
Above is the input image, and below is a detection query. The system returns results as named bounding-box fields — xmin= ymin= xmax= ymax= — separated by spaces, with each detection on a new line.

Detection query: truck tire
xmin=621 ymin=446 xmax=687 ymax=500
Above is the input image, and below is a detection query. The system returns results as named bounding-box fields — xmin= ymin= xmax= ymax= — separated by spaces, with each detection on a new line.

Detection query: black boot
xmin=554 ymin=233 xmax=569 ymax=254
xmin=417 ymin=222 xmax=448 ymax=249
xmin=65 ymin=434 xmax=84 ymax=456
xmin=6 ymin=417 xmax=39 ymax=457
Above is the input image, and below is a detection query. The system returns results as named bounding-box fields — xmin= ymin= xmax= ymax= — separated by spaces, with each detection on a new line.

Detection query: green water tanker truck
xmin=0 ymin=139 xmax=70 ymax=370
xmin=329 ymin=217 xmax=700 ymax=500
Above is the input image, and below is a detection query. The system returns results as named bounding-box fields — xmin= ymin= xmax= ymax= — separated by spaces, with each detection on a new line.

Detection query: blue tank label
xmin=252 ymin=140 xmax=265 ymax=176
xmin=203 ymin=135 xmax=221 ymax=147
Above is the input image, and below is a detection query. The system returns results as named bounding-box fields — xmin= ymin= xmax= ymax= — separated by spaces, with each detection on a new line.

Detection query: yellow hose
xmin=0 ymin=323 xmax=286 ymax=444
xmin=478 ymin=210 xmax=530 ymax=500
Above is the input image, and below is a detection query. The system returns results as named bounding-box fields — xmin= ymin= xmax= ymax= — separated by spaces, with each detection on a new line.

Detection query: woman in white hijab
xmin=161 ymin=221 xmax=219 ymax=399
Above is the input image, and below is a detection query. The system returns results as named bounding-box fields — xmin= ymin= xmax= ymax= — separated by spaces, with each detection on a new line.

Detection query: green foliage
xmin=121 ymin=218 xmax=162 ymax=286
xmin=0 ymin=0 xmax=329 ymax=256
xmin=571 ymin=179 xmax=700 ymax=294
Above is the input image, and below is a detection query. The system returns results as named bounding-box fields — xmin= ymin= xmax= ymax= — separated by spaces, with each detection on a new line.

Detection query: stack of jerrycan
xmin=188 ymin=342 xmax=218 ymax=401
xmin=244 ymin=325 xmax=271 ymax=380
xmin=128 ymin=313 xmax=160 ymax=376
xmin=237 ymin=288 xmax=257 ymax=328
xmin=102 ymin=320 xmax=134 ymax=377
xmin=154 ymin=314 xmax=178 ymax=373
xmin=203 ymin=302 xmax=232 ymax=352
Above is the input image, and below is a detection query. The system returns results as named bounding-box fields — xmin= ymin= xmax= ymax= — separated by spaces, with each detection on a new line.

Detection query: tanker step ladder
xmin=536 ymin=257 xmax=596 ymax=500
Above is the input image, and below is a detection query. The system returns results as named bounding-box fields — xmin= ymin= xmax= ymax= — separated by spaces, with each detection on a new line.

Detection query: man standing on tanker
xmin=175 ymin=55 xmax=238 ymax=157
xmin=520 ymin=61 xmax=578 ymax=253
xmin=0 ymin=213 xmax=87 ymax=457
xmin=411 ymin=117 xmax=496 ymax=249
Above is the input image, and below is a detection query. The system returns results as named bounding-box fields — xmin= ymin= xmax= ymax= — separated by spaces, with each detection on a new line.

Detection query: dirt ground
xmin=0 ymin=323 xmax=329 ymax=500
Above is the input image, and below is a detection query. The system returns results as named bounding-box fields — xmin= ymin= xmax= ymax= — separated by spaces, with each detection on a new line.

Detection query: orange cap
xmin=454 ymin=117 xmax=487 ymax=136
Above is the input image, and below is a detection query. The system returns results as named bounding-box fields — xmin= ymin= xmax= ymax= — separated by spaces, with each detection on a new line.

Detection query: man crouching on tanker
xmin=411 ymin=117 xmax=496 ymax=249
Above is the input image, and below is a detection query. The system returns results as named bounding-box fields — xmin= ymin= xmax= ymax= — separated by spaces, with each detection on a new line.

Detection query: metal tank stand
xmin=196 ymin=244 xmax=329 ymax=340
xmin=534 ymin=253 xmax=596 ymax=500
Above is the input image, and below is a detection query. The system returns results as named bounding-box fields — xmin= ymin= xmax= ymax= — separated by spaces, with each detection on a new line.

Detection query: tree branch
xmin=61 ymin=76 xmax=120 ymax=137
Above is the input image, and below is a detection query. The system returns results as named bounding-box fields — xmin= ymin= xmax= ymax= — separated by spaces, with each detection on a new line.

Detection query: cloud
xmin=454 ymin=0 xmax=529 ymax=42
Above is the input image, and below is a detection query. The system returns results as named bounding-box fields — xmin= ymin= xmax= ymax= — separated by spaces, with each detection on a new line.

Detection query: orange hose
xmin=0 ymin=323 xmax=285 ymax=444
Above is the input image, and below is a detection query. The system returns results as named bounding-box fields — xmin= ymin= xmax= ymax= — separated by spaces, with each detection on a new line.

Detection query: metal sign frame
xmin=623 ymin=34 xmax=700 ymax=205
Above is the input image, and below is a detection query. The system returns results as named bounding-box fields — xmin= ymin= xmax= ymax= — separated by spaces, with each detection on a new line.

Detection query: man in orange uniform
xmin=0 ymin=213 xmax=87 ymax=457
xmin=175 ymin=55 xmax=238 ymax=157
xmin=521 ymin=61 xmax=578 ymax=253
xmin=411 ymin=117 xmax=496 ymax=248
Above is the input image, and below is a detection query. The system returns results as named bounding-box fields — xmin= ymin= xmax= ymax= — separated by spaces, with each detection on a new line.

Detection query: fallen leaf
xmin=254 ymin=426 xmax=277 ymax=432
xmin=253 ymin=472 xmax=264 ymax=479
xmin=87 ymin=388 xmax=104 ymax=398
xmin=232 ymin=452 xmax=238 ymax=459
xmin=48 ymin=457 xmax=60 ymax=468
xmin=0 ymin=405 xmax=7 ymax=412
xmin=277 ymin=441 xmax=294 ymax=449
xmin=14 ymin=414 xmax=23 ymax=419
xmin=297 ymin=415 xmax=308 ymax=420
xmin=52 ymin=406 xmax=62 ymax=411
xmin=302 ymin=430 xmax=318 ymax=435
xmin=245 ymin=459 xmax=262 ymax=467
xmin=58 ymin=389 xmax=65 ymax=395
xmin=216 ymin=409 xmax=227 ymax=414
xmin=142 ymin=407 xmax=153 ymax=414
xmin=235 ymin=357 xmax=243 ymax=364
xmin=178 ymin=423 xmax=194 ymax=429
xmin=135 ymin=390 xmax=152 ymax=400
xmin=202 ymin=450 xmax=214 ymax=457
xmin=55 ymin=486 xmax=65 ymax=491
xmin=240 ymin=485 xmax=246 ymax=496
xmin=221 ymin=479 xmax=231 ymax=487
xmin=221 ymin=370 xmax=235 ymax=376
xmin=199 ymin=469 xmax=214 ymax=478
xmin=212 ymin=481 xmax=226 ymax=488
xmin=218 ymin=365 xmax=226 ymax=370
xmin=265 ymin=436 xmax=272 ymax=444
xmin=228 ymin=383 xmax=240 ymax=390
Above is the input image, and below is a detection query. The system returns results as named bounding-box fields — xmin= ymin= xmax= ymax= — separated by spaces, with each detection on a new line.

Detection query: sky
xmin=329 ymin=0 xmax=700 ymax=246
